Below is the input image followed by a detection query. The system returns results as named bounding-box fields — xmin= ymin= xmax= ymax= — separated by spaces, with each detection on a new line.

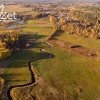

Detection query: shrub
xmin=1 ymin=30 xmax=19 ymax=49
xmin=0 ymin=49 xmax=11 ymax=60
xmin=1 ymin=78 xmax=5 ymax=87
xmin=84 ymin=32 xmax=89 ymax=37
xmin=0 ymin=48 xmax=5 ymax=51
xmin=89 ymin=34 xmax=94 ymax=39
xmin=98 ymin=33 xmax=100 ymax=38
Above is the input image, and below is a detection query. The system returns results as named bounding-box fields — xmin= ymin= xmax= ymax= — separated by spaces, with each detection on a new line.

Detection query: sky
xmin=0 ymin=0 xmax=100 ymax=2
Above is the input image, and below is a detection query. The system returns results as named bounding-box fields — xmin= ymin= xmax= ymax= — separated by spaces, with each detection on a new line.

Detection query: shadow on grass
xmin=19 ymin=33 xmax=48 ymax=47
xmin=52 ymin=30 xmax=65 ymax=38
xmin=2 ymin=73 xmax=27 ymax=83
xmin=37 ymin=35 xmax=48 ymax=39
xmin=7 ymin=52 xmax=49 ymax=68
xmin=19 ymin=33 xmax=35 ymax=40
xmin=6 ymin=80 xmax=27 ymax=83
xmin=19 ymin=33 xmax=36 ymax=47
xmin=0 ymin=43 xmax=50 ymax=69
xmin=3 ymin=43 xmax=50 ymax=68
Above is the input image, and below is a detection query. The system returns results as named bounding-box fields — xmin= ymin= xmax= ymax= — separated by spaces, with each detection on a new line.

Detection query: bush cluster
xmin=0 ymin=30 xmax=19 ymax=60
xmin=0 ymin=48 xmax=11 ymax=60
xmin=0 ymin=30 xmax=19 ymax=50
xmin=0 ymin=76 xmax=5 ymax=100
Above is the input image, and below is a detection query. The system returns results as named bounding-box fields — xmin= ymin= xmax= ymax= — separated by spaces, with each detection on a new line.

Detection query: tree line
xmin=0 ymin=30 xmax=19 ymax=60
xmin=49 ymin=14 xmax=100 ymax=39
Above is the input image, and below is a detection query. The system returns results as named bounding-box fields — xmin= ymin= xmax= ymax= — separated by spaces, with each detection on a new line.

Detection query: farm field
xmin=4 ymin=5 xmax=32 ymax=14
xmin=0 ymin=18 xmax=53 ymax=99
xmin=1 ymin=2 xmax=100 ymax=100
xmin=21 ymin=18 xmax=53 ymax=42
xmin=53 ymin=31 xmax=100 ymax=52
xmin=8 ymin=18 xmax=100 ymax=100
xmin=31 ymin=45 xmax=100 ymax=100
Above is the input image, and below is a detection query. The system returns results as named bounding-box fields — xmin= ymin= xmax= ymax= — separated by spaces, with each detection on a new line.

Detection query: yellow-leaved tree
xmin=0 ymin=49 xmax=11 ymax=60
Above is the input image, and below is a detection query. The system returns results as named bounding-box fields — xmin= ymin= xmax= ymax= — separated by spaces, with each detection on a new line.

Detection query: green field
xmin=21 ymin=18 xmax=53 ymax=42
xmin=31 ymin=45 xmax=100 ymax=100
xmin=0 ymin=18 xmax=53 ymax=99
xmin=2 ymin=18 xmax=53 ymax=85
xmin=1 ymin=17 xmax=100 ymax=100
xmin=53 ymin=31 xmax=100 ymax=52
xmin=4 ymin=43 xmax=49 ymax=86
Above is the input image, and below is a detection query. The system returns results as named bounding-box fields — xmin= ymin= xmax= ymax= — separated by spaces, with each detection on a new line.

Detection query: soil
xmin=48 ymin=39 xmax=100 ymax=60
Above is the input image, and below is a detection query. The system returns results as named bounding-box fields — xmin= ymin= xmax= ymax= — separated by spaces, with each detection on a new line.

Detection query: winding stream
xmin=7 ymin=41 xmax=54 ymax=100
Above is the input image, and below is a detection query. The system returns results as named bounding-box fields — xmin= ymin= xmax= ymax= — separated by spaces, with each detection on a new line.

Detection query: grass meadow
xmin=53 ymin=30 xmax=100 ymax=52
xmin=1 ymin=17 xmax=100 ymax=100
xmin=31 ymin=45 xmax=100 ymax=100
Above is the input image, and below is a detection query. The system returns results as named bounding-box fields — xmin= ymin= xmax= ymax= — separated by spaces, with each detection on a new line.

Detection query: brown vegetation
xmin=0 ymin=76 xmax=6 ymax=100
xmin=48 ymin=39 xmax=100 ymax=60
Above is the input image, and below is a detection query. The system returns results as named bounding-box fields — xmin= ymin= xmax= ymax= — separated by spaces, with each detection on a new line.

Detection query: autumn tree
xmin=60 ymin=18 xmax=67 ymax=25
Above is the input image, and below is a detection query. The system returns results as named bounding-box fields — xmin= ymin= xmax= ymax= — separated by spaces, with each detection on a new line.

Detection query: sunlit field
xmin=9 ymin=18 xmax=100 ymax=100
xmin=53 ymin=31 xmax=100 ymax=52
xmin=1 ymin=1 xmax=100 ymax=100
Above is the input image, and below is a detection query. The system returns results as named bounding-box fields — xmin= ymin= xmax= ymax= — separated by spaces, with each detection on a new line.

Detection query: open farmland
xmin=0 ymin=1 xmax=100 ymax=100
xmin=7 ymin=18 xmax=100 ymax=100
xmin=52 ymin=31 xmax=100 ymax=52
xmin=4 ymin=5 xmax=32 ymax=14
